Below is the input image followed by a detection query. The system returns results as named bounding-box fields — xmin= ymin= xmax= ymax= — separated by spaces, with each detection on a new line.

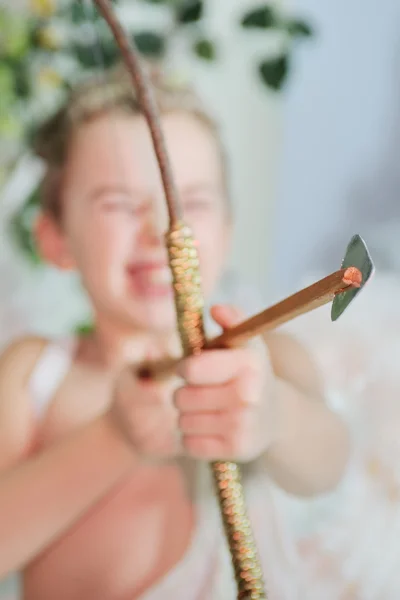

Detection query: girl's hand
xmin=110 ymin=369 xmax=181 ymax=461
xmin=175 ymin=305 xmax=277 ymax=462
xmin=109 ymin=305 xmax=277 ymax=463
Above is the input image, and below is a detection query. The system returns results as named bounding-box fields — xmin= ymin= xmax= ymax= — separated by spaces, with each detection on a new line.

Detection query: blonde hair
xmin=34 ymin=64 xmax=227 ymax=221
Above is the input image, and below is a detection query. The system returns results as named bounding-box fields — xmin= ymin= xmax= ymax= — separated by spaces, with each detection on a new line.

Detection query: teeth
xmin=148 ymin=269 xmax=172 ymax=284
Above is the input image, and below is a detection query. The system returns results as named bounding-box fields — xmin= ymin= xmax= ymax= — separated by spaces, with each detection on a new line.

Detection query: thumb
xmin=210 ymin=304 xmax=245 ymax=331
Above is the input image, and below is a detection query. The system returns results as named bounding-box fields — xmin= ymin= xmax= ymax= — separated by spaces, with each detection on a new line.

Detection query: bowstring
xmin=78 ymin=0 xmax=178 ymax=241
xmin=79 ymin=0 xmax=130 ymax=196
xmin=77 ymin=0 xmax=176 ymax=341
xmin=76 ymin=0 xmax=139 ymax=341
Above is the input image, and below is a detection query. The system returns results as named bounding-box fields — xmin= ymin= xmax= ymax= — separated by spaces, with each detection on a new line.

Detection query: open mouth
xmin=126 ymin=263 xmax=173 ymax=298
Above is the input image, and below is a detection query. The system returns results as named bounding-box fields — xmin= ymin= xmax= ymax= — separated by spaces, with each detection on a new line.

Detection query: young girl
xmin=0 ymin=65 xmax=349 ymax=600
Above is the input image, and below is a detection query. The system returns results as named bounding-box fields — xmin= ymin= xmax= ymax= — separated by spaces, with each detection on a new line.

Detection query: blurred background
xmin=273 ymin=0 xmax=400 ymax=296
xmin=3 ymin=0 xmax=400 ymax=334
xmin=2 ymin=0 xmax=400 ymax=598
xmin=2 ymin=0 xmax=400 ymax=344
xmin=0 ymin=0 xmax=288 ymax=346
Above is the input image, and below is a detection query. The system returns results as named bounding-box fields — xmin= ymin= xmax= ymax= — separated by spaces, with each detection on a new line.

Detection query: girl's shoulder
xmin=0 ymin=335 xmax=50 ymax=392
xmin=0 ymin=335 xmax=75 ymax=385
xmin=0 ymin=334 xmax=77 ymax=424
xmin=0 ymin=336 xmax=54 ymax=471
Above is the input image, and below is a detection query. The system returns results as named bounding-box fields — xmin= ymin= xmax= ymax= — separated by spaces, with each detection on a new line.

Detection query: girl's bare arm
xmin=0 ymin=338 xmax=136 ymax=577
xmin=263 ymin=332 xmax=350 ymax=496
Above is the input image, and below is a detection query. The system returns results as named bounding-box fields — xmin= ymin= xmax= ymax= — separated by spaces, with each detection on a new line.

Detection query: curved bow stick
xmin=92 ymin=0 xmax=266 ymax=596
xmin=140 ymin=237 xmax=374 ymax=381
xmin=90 ymin=2 xmax=374 ymax=598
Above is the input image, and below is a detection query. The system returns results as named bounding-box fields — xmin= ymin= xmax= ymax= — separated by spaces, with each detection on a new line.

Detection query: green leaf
xmin=0 ymin=64 xmax=15 ymax=102
xmin=286 ymin=18 xmax=313 ymax=38
xmin=0 ymin=115 xmax=22 ymax=139
xmin=258 ymin=54 xmax=289 ymax=91
xmin=9 ymin=186 xmax=42 ymax=264
xmin=73 ymin=38 xmax=119 ymax=69
xmin=25 ymin=123 xmax=40 ymax=148
xmin=29 ymin=26 xmax=43 ymax=49
xmin=13 ymin=61 xmax=31 ymax=98
xmin=73 ymin=43 xmax=99 ymax=68
xmin=193 ymin=38 xmax=216 ymax=61
xmin=34 ymin=26 xmax=63 ymax=51
xmin=0 ymin=9 xmax=31 ymax=59
xmin=101 ymin=39 xmax=120 ymax=67
xmin=176 ymin=0 xmax=203 ymax=24
xmin=69 ymin=0 xmax=116 ymax=23
xmin=134 ymin=31 xmax=166 ymax=57
xmin=241 ymin=4 xmax=277 ymax=29
xmin=71 ymin=2 xmax=92 ymax=24
xmin=75 ymin=321 xmax=95 ymax=336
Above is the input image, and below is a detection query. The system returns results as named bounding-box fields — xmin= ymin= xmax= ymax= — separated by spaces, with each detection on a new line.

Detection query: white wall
xmin=170 ymin=0 xmax=282 ymax=296
xmin=271 ymin=0 xmax=400 ymax=297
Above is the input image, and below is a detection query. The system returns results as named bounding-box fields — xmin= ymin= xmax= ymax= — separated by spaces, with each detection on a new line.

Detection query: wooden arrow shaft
xmin=139 ymin=266 xmax=361 ymax=380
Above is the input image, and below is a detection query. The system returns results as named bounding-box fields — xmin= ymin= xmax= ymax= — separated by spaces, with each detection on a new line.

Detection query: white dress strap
xmin=28 ymin=337 xmax=76 ymax=421
xmin=0 ymin=340 xmax=77 ymax=600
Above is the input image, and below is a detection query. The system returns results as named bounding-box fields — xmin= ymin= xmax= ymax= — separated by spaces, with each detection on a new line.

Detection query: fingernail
xmin=224 ymin=305 xmax=243 ymax=323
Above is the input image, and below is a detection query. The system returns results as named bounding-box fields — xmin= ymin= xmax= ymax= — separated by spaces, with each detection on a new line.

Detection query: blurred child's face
xmin=38 ymin=112 xmax=230 ymax=334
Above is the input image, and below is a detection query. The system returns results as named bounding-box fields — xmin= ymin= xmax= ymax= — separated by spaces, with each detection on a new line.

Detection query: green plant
xmin=8 ymin=184 xmax=42 ymax=265
xmin=240 ymin=4 xmax=313 ymax=89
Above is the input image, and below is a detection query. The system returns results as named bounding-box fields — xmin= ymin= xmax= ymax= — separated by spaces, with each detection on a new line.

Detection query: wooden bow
xmin=90 ymin=2 xmax=374 ymax=597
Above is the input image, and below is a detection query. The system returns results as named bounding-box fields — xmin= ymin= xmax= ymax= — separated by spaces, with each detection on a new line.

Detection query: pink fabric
xmin=283 ymin=272 xmax=400 ymax=599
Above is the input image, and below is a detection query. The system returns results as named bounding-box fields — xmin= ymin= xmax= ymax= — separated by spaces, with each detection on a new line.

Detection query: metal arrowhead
xmin=331 ymin=234 xmax=375 ymax=321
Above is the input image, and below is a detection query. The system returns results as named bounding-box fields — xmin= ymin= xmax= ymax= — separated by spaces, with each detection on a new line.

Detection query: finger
xmin=174 ymin=384 xmax=245 ymax=412
xmin=182 ymin=435 xmax=228 ymax=460
xmin=179 ymin=412 xmax=222 ymax=436
xmin=210 ymin=304 xmax=245 ymax=330
xmin=177 ymin=348 xmax=259 ymax=386
xmin=179 ymin=410 xmax=241 ymax=437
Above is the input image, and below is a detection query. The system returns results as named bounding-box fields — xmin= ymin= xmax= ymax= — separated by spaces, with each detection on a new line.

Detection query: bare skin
xmin=0 ymin=325 xmax=349 ymax=599
xmin=0 ymin=335 xmax=193 ymax=599
xmin=0 ymin=112 xmax=350 ymax=599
